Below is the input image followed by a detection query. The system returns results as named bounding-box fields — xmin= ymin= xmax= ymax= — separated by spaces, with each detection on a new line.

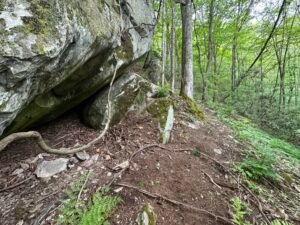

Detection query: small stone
xmin=35 ymin=158 xmax=68 ymax=178
xmin=19 ymin=163 xmax=30 ymax=170
xmin=113 ymin=161 xmax=129 ymax=171
xmin=12 ymin=168 xmax=24 ymax=176
xmin=213 ymin=148 xmax=222 ymax=155
xmin=16 ymin=220 xmax=24 ymax=225
xmin=81 ymin=154 xmax=99 ymax=168
xmin=75 ymin=151 xmax=90 ymax=161
xmin=107 ymin=172 xmax=112 ymax=177
xmin=69 ymin=157 xmax=79 ymax=164
xmin=114 ymin=187 xmax=123 ymax=193
xmin=105 ymin=155 xmax=111 ymax=161
xmin=136 ymin=203 xmax=157 ymax=225
xmin=155 ymin=162 xmax=160 ymax=170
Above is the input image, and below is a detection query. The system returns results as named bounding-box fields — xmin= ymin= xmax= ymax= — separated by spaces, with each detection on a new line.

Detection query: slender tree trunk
xmin=171 ymin=0 xmax=176 ymax=92
xmin=180 ymin=0 xmax=194 ymax=99
xmin=161 ymin=0 xmax=166 ymax=86
xmin=231 ymin=42 xmax=237 ymax=92
xmin=204 ymin=0 xmax=215 ymax=101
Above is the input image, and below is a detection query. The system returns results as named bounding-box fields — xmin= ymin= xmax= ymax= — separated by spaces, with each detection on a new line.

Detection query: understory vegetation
xmin=57 ymin=175 xmax=120 ymax=225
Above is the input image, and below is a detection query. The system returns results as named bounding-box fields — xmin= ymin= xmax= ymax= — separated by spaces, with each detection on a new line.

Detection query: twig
xmin=116 ymin=182 xmax=233 ymax=225
xmin=203 ymin=171 xmax=222 ymax=190
xmin=0 ymin=175 xmax=34 ymax=193
xmin=36 ymin=190 xmax=60 ymax=203
xmin=76 ymin=170 xmax=91 ymax=207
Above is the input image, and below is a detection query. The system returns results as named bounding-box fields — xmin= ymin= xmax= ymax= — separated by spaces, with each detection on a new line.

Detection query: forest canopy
xmin=151 ymin=0 xmax=300 ymax=143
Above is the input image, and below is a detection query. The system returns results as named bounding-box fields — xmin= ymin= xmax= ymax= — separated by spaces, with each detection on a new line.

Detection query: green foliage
xmin=57 ymin=176 xmax=120 ymax=225
xmin=264 ymin=220 xmax=294 ymax=225
xmin=192 ymin=148 xmax=201 ymax=157
xmin=57 ymin=176 xmax=86 ymax=225
xmin=231 ymin=197 xmax=251 ymax=225
xmin=156 ymin=85 xmax=170 ymax=98
xmin=212 ymin=104 xmax=300 ymax=183
xmin=234 ymin=155 xmax=282 ymax=182
xmin=79 ymin=193 xmax=120 ymax=225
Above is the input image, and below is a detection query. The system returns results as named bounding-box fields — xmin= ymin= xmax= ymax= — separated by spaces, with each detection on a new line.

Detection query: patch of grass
xmin=57 ymin=176 xmax=120 ymax=225
xmin=231 ymin=197 xmax=251 ymax=225
xmin=211 ymin=104 xmax=300 ymax=183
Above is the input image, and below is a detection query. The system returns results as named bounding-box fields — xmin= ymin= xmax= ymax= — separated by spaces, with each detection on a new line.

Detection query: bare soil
xmin=0 ymin=106 xmax=297 ymax=225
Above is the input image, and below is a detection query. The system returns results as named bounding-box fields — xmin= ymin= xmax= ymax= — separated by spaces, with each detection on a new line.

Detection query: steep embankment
xmin=0 ymin=100 xmax=299 ymax=225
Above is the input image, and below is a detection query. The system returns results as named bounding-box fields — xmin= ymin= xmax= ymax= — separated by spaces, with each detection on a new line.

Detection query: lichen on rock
xmin=0 ymin=0 xmax=155 ymax=136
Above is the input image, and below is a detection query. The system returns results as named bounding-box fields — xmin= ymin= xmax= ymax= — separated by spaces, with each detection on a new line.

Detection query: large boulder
xmin=82 ymin=72 xmax=158 ymax=129
xmin=0 ymin=0 xmax=155 ymax=136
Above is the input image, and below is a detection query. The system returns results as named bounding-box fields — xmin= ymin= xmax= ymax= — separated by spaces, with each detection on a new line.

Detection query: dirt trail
xmin=0 ymin=107 xmax=253 ymax=225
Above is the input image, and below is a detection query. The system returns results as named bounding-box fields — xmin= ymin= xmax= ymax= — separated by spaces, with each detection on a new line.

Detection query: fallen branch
xmin=0 ymin=59 xmax=121 ymax=155
xmin=116 ymin=182 xmax=233 ymax=225
xmin=0 ymin=175 xmax=34 ymax=193
xmin=203 ymin=171 xmax=222 ymax=190
xmin=76 ymin=170 xmax=91 ymax=207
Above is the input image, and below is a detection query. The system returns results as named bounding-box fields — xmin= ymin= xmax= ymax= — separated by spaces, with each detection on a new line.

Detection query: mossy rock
xmin=181 ymin=96 xmax=205 ymax=121
xmin=146 ymin=98 xmax=174 ymax=144
xmin=136 ymin=203 xmax=157 ymax=225
xmin=146 ymin=98 xmax=173 ymax=129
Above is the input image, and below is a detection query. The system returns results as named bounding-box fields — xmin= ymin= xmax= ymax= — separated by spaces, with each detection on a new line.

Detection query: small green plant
xmin=234 ymin=152 xmax=283 ymax=182
xmin=264 ymin=220 xmax=294 ymax=225
xmin=231 ymin=197 xmax=251 ymax=225
xmin=192 ymin=148 xmax=201 ymax=157
xmin=57 ymin=176 xmax=120 ymax=225
xmin=156 ymin=85 xmax=170 ymax=98
xmin=79 ymin=193 xmax=120 ymax=225
xmin=57 ymin=176 xmax=86 ymax=225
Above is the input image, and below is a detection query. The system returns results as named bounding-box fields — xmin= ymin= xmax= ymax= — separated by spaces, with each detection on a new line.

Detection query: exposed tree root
xmin=0 ymin=175 xmax=34 ymax=193
xmin=115 ymin=182 xmax=233 ymax=225
xmin=0 ymin=60 xmax=121 ymax=155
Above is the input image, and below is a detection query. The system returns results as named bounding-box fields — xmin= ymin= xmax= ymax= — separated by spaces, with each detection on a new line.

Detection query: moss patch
xmin=146 ymin=98 xmax=173 ymax=128
xmin=182 ymin=96 xmax=205 ymax=121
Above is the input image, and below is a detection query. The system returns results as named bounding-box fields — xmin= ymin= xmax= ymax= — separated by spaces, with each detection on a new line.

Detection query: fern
xmin=264 ymin=220 xmax=294 ymax=225
xmin=57 ymin=175 xmax=120 ymax=225
xmin=231 ymin=197 xmax=251 ymax=225
xmin=79 ymin=193 xmax=120 ymax=225
xmin=57 ymin=176 xmax=86 ymax=225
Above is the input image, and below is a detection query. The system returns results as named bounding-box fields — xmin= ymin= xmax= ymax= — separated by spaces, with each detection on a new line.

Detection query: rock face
xmin=82 ymin=72 xmax=158 ymax=129
xmin=0 ymin=0 xmax=155 ymax=136
xmin=35 ymin=158 xmax=69 ymax=178
xmin=146 ymin=98 xmax=174 ymax=144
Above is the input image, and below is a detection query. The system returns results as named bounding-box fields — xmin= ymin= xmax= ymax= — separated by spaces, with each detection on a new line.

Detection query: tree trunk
xmin=180 ymin=0 xmax=194 ymax=99
xmin=171 ymin=0 xmax=176 ymax=92
xmin=204 ymin=0 xmax=215 ymax=101
xmin=161 ymin=0 xmax=166 ymax=86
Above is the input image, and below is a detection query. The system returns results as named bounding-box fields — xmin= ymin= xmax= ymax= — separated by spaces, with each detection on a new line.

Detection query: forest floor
xmin=0 ymin=103 xmax=299 ymax=225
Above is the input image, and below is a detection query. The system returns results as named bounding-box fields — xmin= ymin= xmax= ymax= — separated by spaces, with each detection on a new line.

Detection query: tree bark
xmin=180 ymin=0 xmax=194 ymax=99
xmin=161 ymin=0 xmax=166 ymax=86
xmin=171 ymin=0 xmax=176 ymax=92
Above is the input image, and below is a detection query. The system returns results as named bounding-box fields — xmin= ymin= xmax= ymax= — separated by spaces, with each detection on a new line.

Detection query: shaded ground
xmin=0 ymin=106 xmax=298 ymax=225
